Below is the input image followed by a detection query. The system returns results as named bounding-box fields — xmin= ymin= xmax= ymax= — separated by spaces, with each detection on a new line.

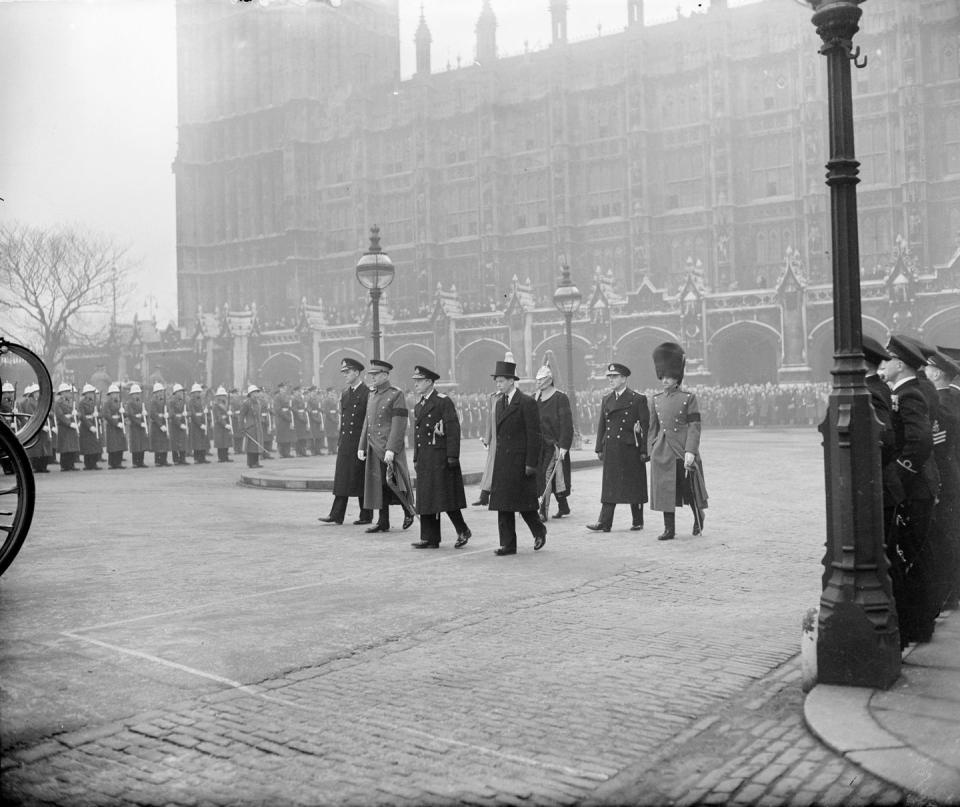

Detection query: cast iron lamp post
xmin=553 ymin=254 xmax=582 ymax=450
xmin=355 ymin=226 xmax=395 ymax=361
xmin=802 ymin=0 xmax=899 ymax=687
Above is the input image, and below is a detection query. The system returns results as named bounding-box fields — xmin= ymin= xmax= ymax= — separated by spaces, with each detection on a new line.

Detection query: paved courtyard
xmin=0 ymin=430 xmax=917 ymax=805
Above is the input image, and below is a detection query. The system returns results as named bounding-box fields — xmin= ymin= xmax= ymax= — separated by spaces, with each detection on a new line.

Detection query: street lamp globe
xmin=553 ymin=257 xmax=582 ymax=315
xmin=355 ymin=226 xmax=395 ymax=291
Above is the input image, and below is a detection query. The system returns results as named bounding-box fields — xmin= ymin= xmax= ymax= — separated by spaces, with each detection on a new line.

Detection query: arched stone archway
xmin=808 ymin=316 xmax=889 ymax=381
xmin=259 ymin=352 xmax=302 ymax=390
xmin=531 ymin=333 xmax=592 ymax=392
xmin=615 ymin=327 xmax=679 ymax=392
xmin=455 ymin=338 xmax=510 ymax=392
xmin=920 ymin=305 xmax=960 ymax=349
xmin=387 ymin=343 xmax=437 ymax=389
xmin=708 ymin=323 xmax=780 ymax=384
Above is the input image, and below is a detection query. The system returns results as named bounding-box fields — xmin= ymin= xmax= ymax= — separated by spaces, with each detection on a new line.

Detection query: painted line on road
xmin=60 ymin=629 xmax=609 ymax=784
xmin=66 ymin=546 xmax=493 ymax=634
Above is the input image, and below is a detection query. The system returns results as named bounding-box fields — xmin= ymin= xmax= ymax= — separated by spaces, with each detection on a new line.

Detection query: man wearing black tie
xmin=488 ymin=359 xmax=546 ymax=556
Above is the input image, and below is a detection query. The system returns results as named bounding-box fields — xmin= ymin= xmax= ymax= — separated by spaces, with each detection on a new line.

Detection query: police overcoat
xmin=332 ymin=382 xmax=368 ymax=497
xmin=489 ymin=390 xmax=541 ymax=512
xmin=125 ymin=398 xmax=150 ymax=454
xmin=103 ymin=397 xmax=128 ymax=453
xmin=595 ymin=387 xmax=648 ymax=504
xmin=359 ymin=384 xmax=410 ymax=510
xmin=413 ymin=391 xmax=467 ymax=514
xmin=648 ymin=387 xmax=702 ymax=512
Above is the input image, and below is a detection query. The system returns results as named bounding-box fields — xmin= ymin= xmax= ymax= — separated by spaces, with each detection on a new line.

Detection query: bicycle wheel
xmin=0 ymin=418 xmax=35 ymax=577
xmin=0 ymin=339 xmax=52 ymax=447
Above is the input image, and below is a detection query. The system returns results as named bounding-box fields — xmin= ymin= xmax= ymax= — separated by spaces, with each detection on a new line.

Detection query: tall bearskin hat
xmin=653 ymin=342 xmax=686 ymax=382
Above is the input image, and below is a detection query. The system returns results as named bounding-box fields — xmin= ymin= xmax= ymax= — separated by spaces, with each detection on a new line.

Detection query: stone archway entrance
xmin=708 ymin=323 xmax=780 ymax=385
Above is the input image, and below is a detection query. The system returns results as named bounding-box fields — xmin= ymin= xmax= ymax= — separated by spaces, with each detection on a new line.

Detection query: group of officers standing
xmin=862 ymin=335 xmax=960 ymax=648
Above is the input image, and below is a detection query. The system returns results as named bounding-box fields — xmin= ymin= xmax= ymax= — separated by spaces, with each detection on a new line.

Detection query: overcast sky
xmin=0 ymin=0 xmax=763 ymax=326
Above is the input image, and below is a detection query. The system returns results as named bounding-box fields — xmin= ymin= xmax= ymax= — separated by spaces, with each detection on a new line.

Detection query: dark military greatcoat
xmin=78 ymin=398 xmax=101 ymax=455
xmin=413 ymin=391 xmax=466 ymax=514
xmin=333 ymin=382 xmax=368 ymax=497
xmin=169 ymin=395 xmax=188 ymax=452
xmin=102 ymin=397 xmax=128 ymax=453
xmin=212 ymin=400 xmax=232 ymax=449
xmin=489 ymin=389 xmax=541 ymax=513
xmin=125 ymin=398 xmax=150 ymax=454
xmin=188 ymin=397 xmax=209 ymax=451
xmin=536 ymin=389 xmax=573 ymax=496
xmin=595 ymin=388 xmax=649 ymax=504
xmin=240 ymin=395 xmax=264 ymax=454
xmin=149 ymin=397 xmax=171 ymax=452
xmin=54 ymin=397 xmax=79 ymax=453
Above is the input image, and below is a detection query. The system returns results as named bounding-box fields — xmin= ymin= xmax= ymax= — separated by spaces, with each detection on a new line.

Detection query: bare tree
xmin=0 ymin=222 xmax=132 ymax=370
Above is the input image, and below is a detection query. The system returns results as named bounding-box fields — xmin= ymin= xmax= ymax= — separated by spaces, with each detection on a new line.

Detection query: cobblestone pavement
xmin=1 ymin=430 xmax=922 ymax=805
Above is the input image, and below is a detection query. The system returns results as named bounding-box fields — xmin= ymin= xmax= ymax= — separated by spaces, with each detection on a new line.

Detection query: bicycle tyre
xmin=0 ymin=339 xmax=53 ymax=447
xmin=0 ymin=418 xmax=35 ymax=577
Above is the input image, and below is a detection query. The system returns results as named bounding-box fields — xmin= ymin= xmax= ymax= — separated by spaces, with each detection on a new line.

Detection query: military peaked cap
xmin=411 ymin=365 xmax=440 ymax=382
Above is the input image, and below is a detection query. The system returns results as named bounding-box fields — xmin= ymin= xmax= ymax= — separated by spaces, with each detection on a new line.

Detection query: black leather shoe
xmin=494 ymin=547 xmax=516 ymax=556
xmin=411 ymin=541 xmax=439 ymax=549
xmin=534 ymin=531 xmax=546 ymax=551
xmin=552 ymin=511 xmax=567 ymax=519
xmin=402 ymin=513 xmax=415 ymax=530
xmin=630 ymin=523 xmax=644 ymax=531
xmin=248 ymin=464 xmax=262 ymax=469
xmin=317 ymin=516 xmax=342 ymax=524
xmin=353 ymin=518 xmax=373 ymax=525
xmin=366 ymin=524 xmax=389 ymax=533
xmin=657 ymin=530 xmax=675 ymax=541
xmin=455 ymin=528 xmax=472 ymax=548
xmin=586 ymin=523 xmax=610 ymax=532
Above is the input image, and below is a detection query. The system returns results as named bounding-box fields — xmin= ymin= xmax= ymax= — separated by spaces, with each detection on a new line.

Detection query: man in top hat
xmin=319 ymin=358 xmax=373 ymax=525
xmin=240 ymin=384 xmax=265 ymax=468
xmin=488 ymin=357 xmax=547 ymax=555
xmin=21 ymin=383 xmax=52 ymax=473
xmin=648 ymin=343 xmax=706 ymax=541
xmin=54 ymin=382 xmax=80 ymax=471
xmin=102 ymin=383 xmax=128 ymax=469
xmin=168 ymin=383 xmax=189 ymax=464
xmin=78 ymin=383 xmax=102 ymax=470
xmin=587 ymin=362 xmax=648 ymax=533
xmin=474 ymin=352 xmax=514 ymax=508
xmin=357 ymin=359 xmax=416 ymax=533
xmin=125 ymin=383 xmax=149 ymax=468
xmin=188 ymin=383 xmax=210 ymax=463
xmin=409 ymin=365 xmax=471 ymax=549
xmin=880 ymin=334 xmax=938 ymax=645
xmin=212 ymin=386 xmax=234 ymax=462
xmin=534 ymin=364 xmax=574 ymax=519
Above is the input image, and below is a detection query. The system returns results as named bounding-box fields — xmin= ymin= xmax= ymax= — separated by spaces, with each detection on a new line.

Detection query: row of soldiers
xmin=2 ymin=381 xmax=343 ymax=473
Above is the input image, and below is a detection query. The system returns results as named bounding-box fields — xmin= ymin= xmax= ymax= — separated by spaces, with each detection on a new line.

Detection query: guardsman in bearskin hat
xmin=488 ymin=357 xmax=547 ymax=555
xmin=648 ymin=343 xmax=707 ymax=541
xmin=409 ymin=366 xmax=471 ymax=549
xmin=319 ymin=358 xmax=373 ymax=525
xmin=534 ymin=364 xmax=574 ymax=519
xmin=357 ymin=359 xmax=416 ymax=533
xmin=587 ymin=362 xmax=649 ymax=533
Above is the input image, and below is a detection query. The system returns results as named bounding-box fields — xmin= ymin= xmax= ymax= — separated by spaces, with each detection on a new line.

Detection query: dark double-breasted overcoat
xmin=489 ymin=390 xmax=541 ymax=512
xmin=332 ymin=382 xmax=369 ymax=498
xmin=413 ymin=391 xmax=467 ymax=515
xmin=595 ymin=387 xmax=649 ymax=504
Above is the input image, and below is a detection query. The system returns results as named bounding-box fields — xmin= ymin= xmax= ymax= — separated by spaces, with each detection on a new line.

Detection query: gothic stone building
xmin=138 ymin=0 xmax=960 ymax=390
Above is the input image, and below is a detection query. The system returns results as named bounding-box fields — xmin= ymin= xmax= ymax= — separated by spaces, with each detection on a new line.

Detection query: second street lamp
xmin=553 ymin=254 xmax=582 ymax=450
xmin=355 ymin=226 xmax=395 ymax=361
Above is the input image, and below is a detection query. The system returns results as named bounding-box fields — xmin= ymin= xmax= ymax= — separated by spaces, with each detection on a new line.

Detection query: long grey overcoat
xmin=360 ymin=384 xmax=411 ymax=510
xmin=648 ymin=387 xmax=703 ymax=512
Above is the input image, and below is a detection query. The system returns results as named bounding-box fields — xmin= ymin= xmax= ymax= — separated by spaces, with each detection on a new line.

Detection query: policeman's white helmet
xmin=190 ymin=383 xmax=203 ymax=393
xmin=152 ymin=382 xmax=165 ymax=393
xmin=81 ymin=383 xmax=97 ymax=394
xmin=215 ymin=386 xmax=228 ymax=397
xmin=247 ymin=384 xmax=260 ymax=395
xmin=107 ymin=383 xmax=120 ymax=394
xmin=1 ymin=382 xmax=14 ymax=393
xmin=129 ymin=383 xmax=143 ymax=394
xmin=172 ymin=383 xmax=184 ymax=393
xmin=24 ymin=383 xmax=39 ymax=395
xmin=56 ymin=382 xmax=72 ymax=394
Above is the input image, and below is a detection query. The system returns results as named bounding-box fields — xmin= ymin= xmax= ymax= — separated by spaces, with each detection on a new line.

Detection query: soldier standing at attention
xmin=306 ymin=386 xmax=325 ymax=455
xmin=103 ymin=383 xmax=127 ymax=469
xmin=188 ymin=383 xmax=210 ymax=463
xmin=292 ymin=385 xmax=310 ymax=456
xmin=21 ymin=383 xmax=52 ymax=473
xmin=358 ymin=359 xmax=415 ymax=533
xmin=212 ymin=386 xmax=234 ymax=462
xmin=275 ymin=382 xmax=294 ymax=458
xmin=648 ymin=343 xmax=705 ymax=541
xmin=149 ymin=382 xmax=171 ymax=467
xmin=78 ymin=384 xmax=102 ymax=471
xmin=488 ymin=358 xmax=546 ymax=556
xmin=534 ymin=364 xmax=574 ymax=519
xmin=169 ymin=383 xmax=189 ymax=465
xmin=587 ymin=363 xmax=648 ymax=533
xmin=240 ymin=384 xmax=265 ymax=469
xmin=229 ymin=389 xmax=244 ymax=456
xmin=319 ymin=358 xmax=373 ymax=526
xmin=323 ymin=388 xmax=340 ymax=455
xmin=409 ymin=366 xmax=471 ymax=549
xmin=54 ymin=383 xmax=80 ymax=471
xmin=125 ymin=383 xmax=149 ymax=468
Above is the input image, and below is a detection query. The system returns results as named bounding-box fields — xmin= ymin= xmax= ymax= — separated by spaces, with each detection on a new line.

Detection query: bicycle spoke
xmin=0 ymin=486 xmax=19 ymax=496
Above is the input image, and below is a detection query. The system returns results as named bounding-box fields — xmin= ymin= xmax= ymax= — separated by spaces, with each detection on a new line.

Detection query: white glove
xmin=161 ymin=426 xmax=168 ymax=433
xmin=558 ymin=448 xmax=568 ymax=459
xmin=89 ymin=427 xmax=96 ymax=434
xmin=357 ymin=449 xmax=366 ymax=461
xmin=385 ymin=450 xmax=395 ymax=463
xmin=684 ymin=451 xmax=695 ymax=469
xmin=71 ymin=423 xmax=80 ymax=431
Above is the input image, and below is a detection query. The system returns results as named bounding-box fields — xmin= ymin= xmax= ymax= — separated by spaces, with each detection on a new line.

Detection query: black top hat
xmin=605 ymin=362 xmax=631 ymax=377
xmin=928 ymin=350 xmax=960 ymax=378
xmin=340 ymin=357 xmax=364 ymax=373
xmin=886 ymin=334 xmax=926 ymax=370
xmin=369 ymin=358 xmax=393 ymax=372
xmin=653 ymin=342 xmax=686 ymax=381
xmin=411 ymin=365 xmax=440 ymax=382
xmin=861 ymin=335 xmax=891 ymax=367
xmin=936 ymin=345 xmax=960 ymax=363
xmin=491 ymin=361 xmax=519 ymax=380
